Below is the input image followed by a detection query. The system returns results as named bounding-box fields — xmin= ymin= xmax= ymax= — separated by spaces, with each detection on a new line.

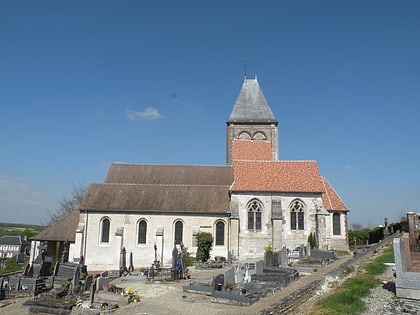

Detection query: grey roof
xmin=80 ymin=163 xmax=233 ymax=214
xmin=105 ymin=163 xmax=233 ymax=185
xmin=0 ymin=235 xmax=22 ymax=245
xmin=80 ymin=183 xmax=230 ymax=214
xmin=31 ymin=209 xmax=80 ymax=242
xmin=227 ymin=77 xmax=277 ymax=124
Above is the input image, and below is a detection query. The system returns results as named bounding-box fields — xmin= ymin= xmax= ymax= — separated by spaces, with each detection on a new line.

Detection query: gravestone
xmin=89 ymin=281 xmax=96 ymax=307
xmin=255 ymin=260 xmax=264 ymax=275
xmin=224 ymin=268 xmax=234 ymax=286
xmin=299 ymin=244 xmax=304 ymax=259
xmin=71 ymin=265 xmax=81 ymax=294
xmin=21 ymin=278 xmax=38 ymax=292
xmin=234 ymin=265 xmax=243 ymax=284
xmin=96 ymin=276 xmax=111 ymax=292
xmin=83 ymin=275 xmax=93 ymax=292
xmin=280 ymin=247 xmax=288 ymax=267
xmin=213 ymin=274 xmax=224 ymax=291
xmin=8 ymin=277 xmax=20 ymax=292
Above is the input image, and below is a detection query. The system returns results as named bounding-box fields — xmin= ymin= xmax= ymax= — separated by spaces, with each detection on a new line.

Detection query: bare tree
xmin=47 ymin=182 xmax=88 ymax=225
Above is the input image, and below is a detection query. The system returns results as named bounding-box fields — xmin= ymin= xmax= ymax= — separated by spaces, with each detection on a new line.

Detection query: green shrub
xmin=196 ymin=232 xmax=213 ymax=262
xmin=308 ymin=232 xmax=317 ymax=249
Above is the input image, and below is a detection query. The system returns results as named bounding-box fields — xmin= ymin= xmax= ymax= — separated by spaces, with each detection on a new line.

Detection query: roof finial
xmin=244 ymin=58 xmax=247 ymax=79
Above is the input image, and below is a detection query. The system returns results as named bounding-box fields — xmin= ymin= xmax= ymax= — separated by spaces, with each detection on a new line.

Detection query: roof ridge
xmin=111 ymin=162 xmax=230 ymax=168
xmin=233 ymin=159 xmax=318 ymax=163
xmin=322 ymin=176 xmax=349 ymax=211
xmin=96 ymin=183 xmax=231 ymax=187
xmin=321 ymin=177 xmax=333 ymax=209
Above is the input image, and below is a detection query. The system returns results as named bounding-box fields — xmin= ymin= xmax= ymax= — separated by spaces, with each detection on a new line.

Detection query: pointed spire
xmin=227 ymin=77 xmax=277 ymax=125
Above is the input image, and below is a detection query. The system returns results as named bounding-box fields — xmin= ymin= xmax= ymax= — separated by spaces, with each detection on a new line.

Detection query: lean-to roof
xmin=31 ymin=209 xmax=79 ymax=242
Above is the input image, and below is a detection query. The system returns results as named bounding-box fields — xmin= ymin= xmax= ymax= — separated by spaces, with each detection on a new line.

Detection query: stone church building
xmin=67 ymin=77 xmax=349 ymax=271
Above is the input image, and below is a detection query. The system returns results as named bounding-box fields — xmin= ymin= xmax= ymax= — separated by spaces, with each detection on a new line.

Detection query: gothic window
xmin=100 ymin=218 xmax=110 ymax=243
xmin=174 ymin=221 xmax=183 ymax=245
xmin=137 ymin=220 xmax=147 ymax=244
xmin=215 ymin=221 xmax=225 ymax=246
xmin=333 ymin=213 xmax=341 ymax=235
xmin=290 ymin=200 xmax=305 ymax=231
xmin=247 ymin=199 xmax=263 ymax=231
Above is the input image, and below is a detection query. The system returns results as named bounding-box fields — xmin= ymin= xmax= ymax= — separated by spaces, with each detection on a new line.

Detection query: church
xmin=67 ymin=77 xmax=349 ymax=271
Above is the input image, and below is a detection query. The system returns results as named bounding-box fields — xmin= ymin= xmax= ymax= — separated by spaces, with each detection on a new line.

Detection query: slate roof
xmin=232 ymin=140 xmax=273 ymax=161
xmin=0 ymin=235 xmax=22 ymax=245
xmin=105 ymin=163 xmax=233 ymax=185
xmin=80 ymin=183 xmax=230 ymax=214
xmin=81 ymin=164 xmax=233 ymax=214
xmin=32 ymin=209 xmax=80 ymax=242
xmin=227 ymin=78 xmax=277 ymax=124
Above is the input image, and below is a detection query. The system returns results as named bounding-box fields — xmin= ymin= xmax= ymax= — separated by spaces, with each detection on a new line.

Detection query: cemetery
xmin=0 ymin=240 xmax=343 ymax=313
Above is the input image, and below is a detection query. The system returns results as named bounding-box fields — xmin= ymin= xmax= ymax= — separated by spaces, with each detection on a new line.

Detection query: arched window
xmin=333 ymin=213 xmax=341 ymax=235
xmin=253 ymin=131 xmax=266 ymax=140
xmin=174 ymin=221 xmax=183 ymax=245
xmin=290 ymin=200 xmax=305 ymax=230
xmin=138 ymin=220 xmax=147 ymax=244
xmin=100 ymin=218 xmax=110 ymax=243
xmin=238 ymin=131 xmax=251 ymax=140
xmin=247 ymin=199 xmax=263 ymax=231
xmin=215 ymin=221 xmax=225 ymax=246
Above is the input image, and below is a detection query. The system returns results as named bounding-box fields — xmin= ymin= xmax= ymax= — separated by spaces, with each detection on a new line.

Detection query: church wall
xmin=232 ymin=192 xmax=329 ymax=260
xmin=277 ymin=194 xmax=322 ymax=251
xmin=233 ymin=193 xmax=274 ymax=260
xmin=325 ymin=211 xmax=349 ymax=251
xmin=82 ymin=211 xmax=229 ymax=272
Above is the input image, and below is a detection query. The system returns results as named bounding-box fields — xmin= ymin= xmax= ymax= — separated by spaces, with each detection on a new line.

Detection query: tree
xmin=308 ymin=232 xmax=317 ymax=249
xmin=196 ymin=232 xmax=213 ymax=262
xmin=47 ymin=182 xmax=87 ymax=224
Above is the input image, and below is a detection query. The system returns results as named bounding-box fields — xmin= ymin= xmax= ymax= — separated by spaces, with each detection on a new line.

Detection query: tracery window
xmin=174 ymin=221 xmax=183 ymax=245
xmin=215 ymin=221 xmax=225 ymax=246
xmin=290 ymin=200 xmax=305 ymax=230
xmin=247 ymin=199 xmax=263 ymax=231
xmin=333 ymin=213 xmax=341 ymax=235
xmin=137 ymin=220 xmax=147 ymax=244
xmin=100 ymin=218 xmax=110 ymax=243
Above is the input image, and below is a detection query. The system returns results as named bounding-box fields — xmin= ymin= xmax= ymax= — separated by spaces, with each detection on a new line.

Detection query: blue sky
xmin=1 ymin=1 xmax=419 ymax=227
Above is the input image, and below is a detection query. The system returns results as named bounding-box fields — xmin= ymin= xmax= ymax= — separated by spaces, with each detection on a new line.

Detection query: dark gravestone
xmin=71 ymin=265 xmax=81 ymax=294
xmin=8 ymin=277 xmax=20 ymax=292
xmin=213 ymin=274 xmax=224 ymax=291
xmin=23 ymin=264 xmax=31 ymax=277
xmin=21 ymin=278 xmax=39 ymax=292
xmin=90 ymin=281 xmax=96 ymax=307
xmin=83 ymin=275 xmax=93 ymax=292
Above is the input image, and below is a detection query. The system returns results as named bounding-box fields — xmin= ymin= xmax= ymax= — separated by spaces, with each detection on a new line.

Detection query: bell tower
xmin=226 ymin=77 xmax=278 ymax=164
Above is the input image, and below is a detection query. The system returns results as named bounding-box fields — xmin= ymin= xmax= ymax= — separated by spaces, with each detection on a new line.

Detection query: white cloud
xmin=126 ymin=107 xmax=162 ymax=120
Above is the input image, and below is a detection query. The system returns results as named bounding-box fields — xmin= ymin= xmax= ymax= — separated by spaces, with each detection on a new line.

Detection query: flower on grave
xmin=126 ymin=287 xmax=135 ymax=295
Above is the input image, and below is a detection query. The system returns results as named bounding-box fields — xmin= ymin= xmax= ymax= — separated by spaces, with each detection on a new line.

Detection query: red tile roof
xmin=232 ymin=160 xmax=324 ymax=192
xmin=232 ymin=140 xmax=273 ymax=161
xmin=321 ymin=177 xmax=348 ymax=211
